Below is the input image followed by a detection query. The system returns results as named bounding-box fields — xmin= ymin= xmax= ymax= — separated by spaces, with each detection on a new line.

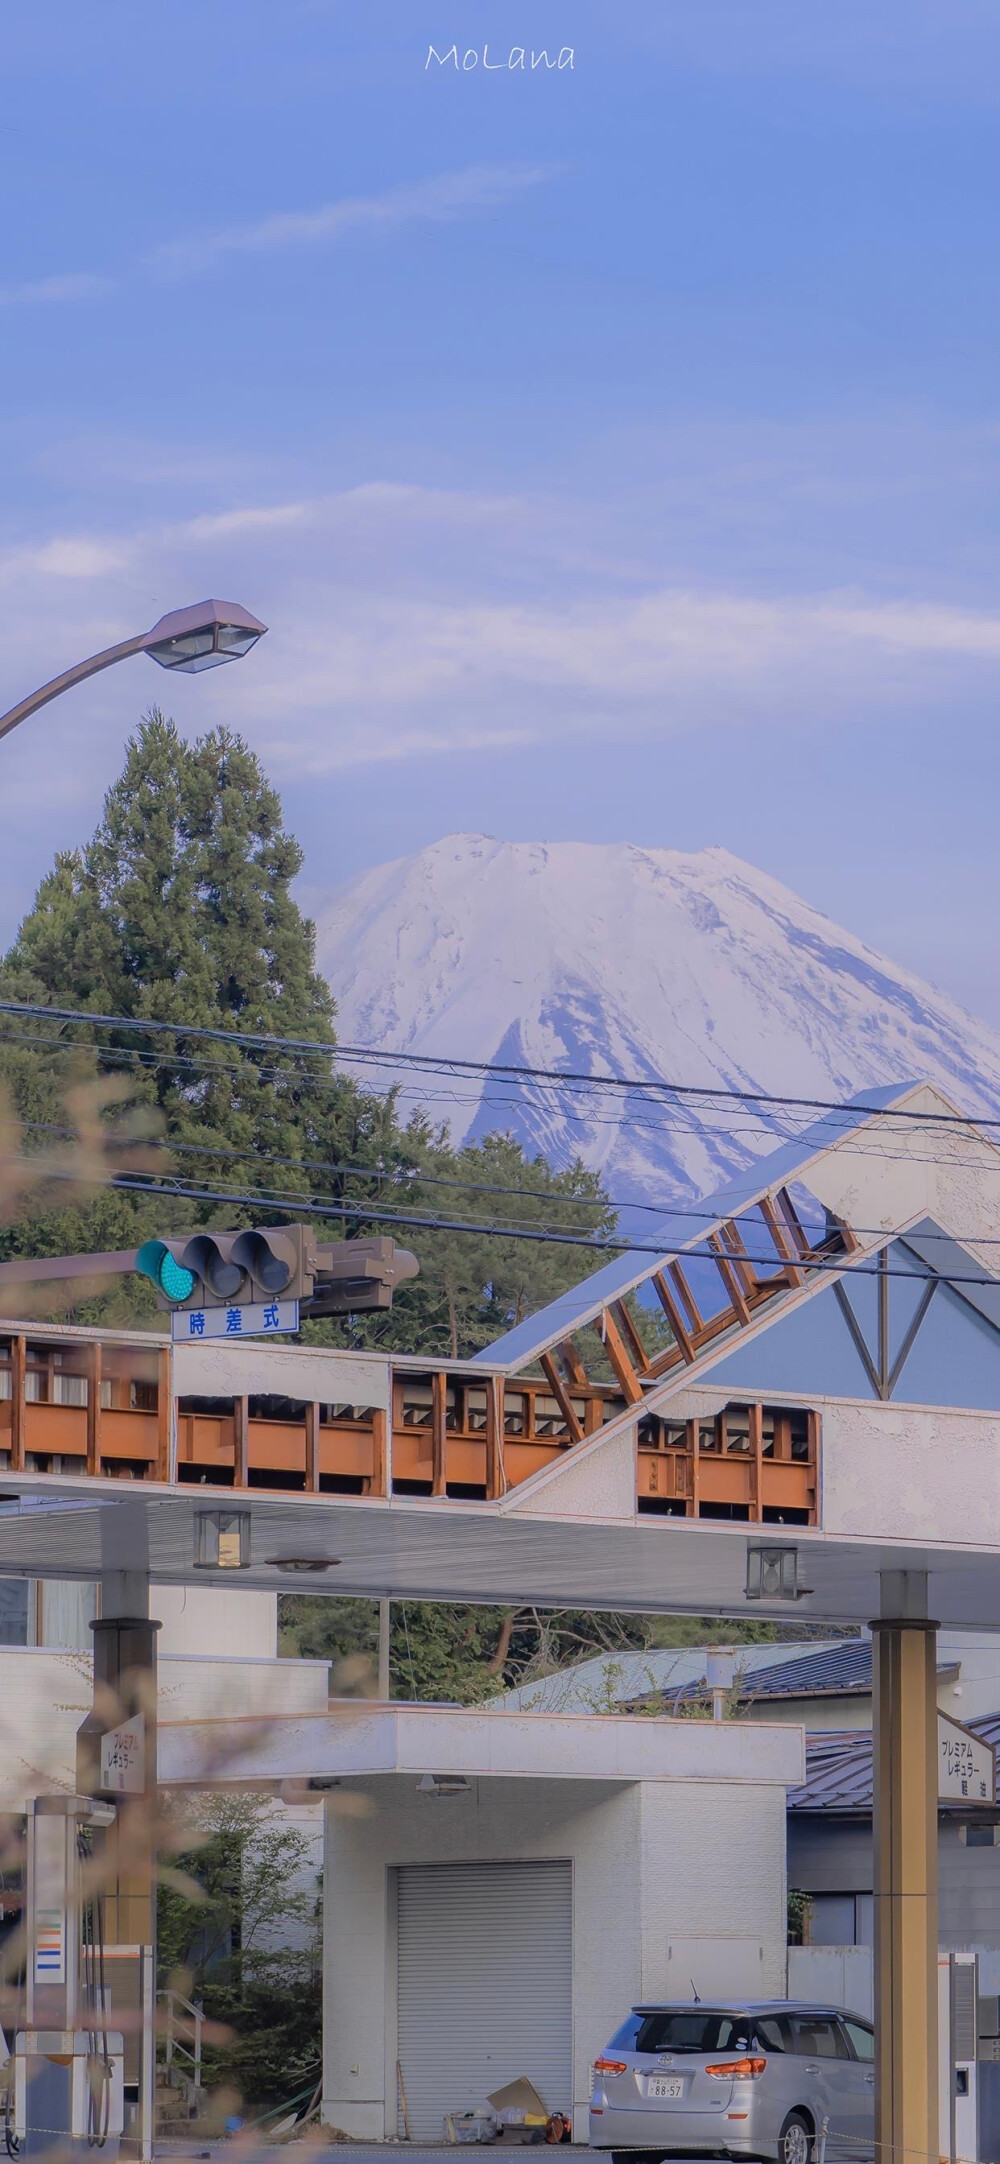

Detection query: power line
xmin=19 ymin=1117 xmax=614 ymax=1212
xmin=1 ymin=995 xmax=999 ymax=1135
xmin=4 ymin=1012 xmax=993 ymax=1176
xmin=21 ymin=1158 xmax=1000 ymax=1289
xmin=18 ymin=1104 xmax=1000 ymax=1247
xmin=0 ymin=1022 xmax=842 ymax=1149
xmin=0 ymin=1023 xmax=908 ymax=1171
xmin=6 ymin=1019 xmax=1000 ymax=1181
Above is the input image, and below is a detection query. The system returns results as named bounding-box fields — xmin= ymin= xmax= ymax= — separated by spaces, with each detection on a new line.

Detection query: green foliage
xmin=787 ymin=1888 xmax=812 ymax=1946
xmin=301 ymin=1121 xmax=613 ymax=1361
xmin=0 ymin=713 xmax=410 ymax=1319
xmin=5 ymin=712 xmax=794 ymax=1714
xmin=0 ymin=712 xmax=613 ymax=1345
xmin=643 ymin=1614 xmax=780 ymax=1650
xmin=277 ymin=1594 xmax=789 ymax=1704
xmin=158 ymin=1793 xmax=320 ymax=2109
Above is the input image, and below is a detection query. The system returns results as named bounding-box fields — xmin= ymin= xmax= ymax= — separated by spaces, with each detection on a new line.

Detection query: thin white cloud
xmin=5 ymin=481 xmax=1000 ymax=793
xmin=146 ymin=161 xmax=562 ymax=276
xmin=0 ymin=272 xmax=114 ymax=309
xmin=28 ymin=538 xmax=129 ymax=580
xmin=0 ymin=162 xmax=558 ymax=312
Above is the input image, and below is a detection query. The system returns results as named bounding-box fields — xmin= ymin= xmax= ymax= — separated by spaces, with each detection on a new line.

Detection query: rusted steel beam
xmin=9 ymin=1337 xmax=25 ymax=1474
xmin=760 ymin=1193 xmax=803 ymax=1284
xmin=86 ymin=1340 xmax=102 ymax=1478
xmin=612 ymin=1299 xmax=650 ymax=1376
xmin=651 ymin=1270 xmax=695 ymax=1361
xmin=558 ymin=1338 xmax=589 ymax=1389
xmin=599 ymin=1308 xmax=644 ymax=1405
xmin=484 ymin=1375 xmax=506 ymax=1499
xmin=668 ymin=1262 xmax=703 ymax=1333
xmin=431 ymin=1370 xmax=448 ymax=1496
xmin=540 ymin=1351 xmax=583 ymax=1445
xmin=749 ymin=1401 xmax=764 ymax=1522
xmin=722 ymin=1220 xmax=758 ymax=1296
xmin=808 ymin=1409 xmax=822 ymax=1506
xmin=371 ymin=1405 xmax=388 ymax=1497
xmin=708 ymin=1233 xmax=752 ymax=1328
xmin=156 ymin=1347 xmax=172 ymax=1480
xmin=642 ymin=1343 xmax=686 ymax=1383
xmin=233 ymin=1396 xmax=249 ymax=1488
xmin=775 ymin=1185 xmax=811 ymax=1257
xmin=305 ymin=1401 xmax=321 ymax=1493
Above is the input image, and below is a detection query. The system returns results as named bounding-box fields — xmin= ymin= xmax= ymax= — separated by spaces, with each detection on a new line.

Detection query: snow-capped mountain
xmin=313 ymin=835 xmax=1000 ymax=1207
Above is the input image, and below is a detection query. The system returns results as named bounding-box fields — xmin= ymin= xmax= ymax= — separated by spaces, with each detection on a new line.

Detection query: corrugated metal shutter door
xmin=396 ymin=1860 xmax=572 ymax=2142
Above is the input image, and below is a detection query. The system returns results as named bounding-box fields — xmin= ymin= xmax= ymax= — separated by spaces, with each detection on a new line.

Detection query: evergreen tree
xmin=0 ymin=713 xmax=402 ymax=1318
xmin=276 ymin=1593 xmax=792 ymax=1705
xmin=2 ymin=711 xmax=697 ymax=1704
xmin=307 ymin=1122 xmax=613 ymax=1361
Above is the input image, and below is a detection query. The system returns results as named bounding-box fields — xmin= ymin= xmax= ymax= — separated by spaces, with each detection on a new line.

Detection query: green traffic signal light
xmin=136 ymin=1239 xmax=197 ymax=1303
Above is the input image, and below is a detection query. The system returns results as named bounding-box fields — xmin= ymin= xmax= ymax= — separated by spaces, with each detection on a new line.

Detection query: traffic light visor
xmin=136 ymin=1239 xmax=196 ymax=1302
xmin=181 ymin=1235 xmax=245 ymax=1300
xmin=230 ymin=1228 xmax=295 ymax=1294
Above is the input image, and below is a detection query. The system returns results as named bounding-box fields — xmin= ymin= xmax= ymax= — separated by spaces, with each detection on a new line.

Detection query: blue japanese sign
xmin=171 ymin=1299 xmax=299 ymax=1341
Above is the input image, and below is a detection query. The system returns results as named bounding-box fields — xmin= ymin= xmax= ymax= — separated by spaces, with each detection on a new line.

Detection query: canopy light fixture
xmin=194 ymin=1509 xmax=251 ymax=1571
xmin=267 ymin=1556 xmax=341 ymax=1574
xmin=745 ymin=1546 xmax=812 ymax=1602
xmin=416 ymin=1773 xmax=471 ymax=1799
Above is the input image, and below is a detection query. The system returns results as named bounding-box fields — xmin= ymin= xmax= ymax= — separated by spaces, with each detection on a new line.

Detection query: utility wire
xmin=4 ymin=1021 xmax=999 ymax=1177
xmin=1 ymin=995 xmax=999 ymax=1135
xmin=19 ymin=1097 xmax=1000 ymax=1249
xmin=23 ymin=1113 xmax=1000 ymax=1251
xmin=21 ymin=1159 xmax=1000 ymax=1288
xmin=0 ymin=1014 xmax=988 ymax=1171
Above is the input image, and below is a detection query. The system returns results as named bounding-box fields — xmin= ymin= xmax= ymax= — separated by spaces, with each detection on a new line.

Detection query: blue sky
xmin=3 ymin=0 xmax=1000 ymax=1017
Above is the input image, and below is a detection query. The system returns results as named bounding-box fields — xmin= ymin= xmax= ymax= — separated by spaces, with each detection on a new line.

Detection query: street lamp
xmin=0 ymin=598 xmax=267 ymax=743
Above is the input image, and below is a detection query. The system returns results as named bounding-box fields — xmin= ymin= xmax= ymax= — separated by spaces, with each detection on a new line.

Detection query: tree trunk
xmin=487 ymin=1611 xmax=516 ymax=1676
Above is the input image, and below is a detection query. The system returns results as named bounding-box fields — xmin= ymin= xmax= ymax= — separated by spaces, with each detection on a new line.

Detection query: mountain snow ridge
xmin=313 ymin=835 xmax=1000 ymax=1206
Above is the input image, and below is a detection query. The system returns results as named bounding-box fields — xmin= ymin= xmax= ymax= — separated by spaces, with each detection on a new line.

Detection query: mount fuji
xmin=313 ymin=836 xmax=1000 ymax=1209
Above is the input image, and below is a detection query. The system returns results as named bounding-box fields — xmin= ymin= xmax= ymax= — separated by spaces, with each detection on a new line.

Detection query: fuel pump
xmin=11 ymin=1796 xmax=125 ymax=2161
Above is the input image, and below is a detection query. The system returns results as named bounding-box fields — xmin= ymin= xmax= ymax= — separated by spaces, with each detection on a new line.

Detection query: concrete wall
xmin=821 ymin=1401 xmax=1000 ymax=1549
xmin=154 ymin=1586 xmax=278 ymax=1660
xmin=19 ymin=1582 xmax=281 ymax=1659
xmin=790 ymin=1942 xmax=1000 ymax=2022
xmin=637 ymin=1779 xmax=788 ymax=2001
xmin=322 ymin=1771 xmax=790 ymax=2142
xmin=788 ymin=1945 xmax=874 ymax=2020
xmin=0 ymin=1641 xmax=330 ymax=1807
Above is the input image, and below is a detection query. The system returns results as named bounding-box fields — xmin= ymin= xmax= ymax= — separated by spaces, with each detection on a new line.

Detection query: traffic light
xmin=308 ymin=1236 xmax=419 ymax=1316
xmin=136 ymin=1225 xmax=316 ymax=1310
xmin=135 ymin=1226 xmax=418 ymax=1315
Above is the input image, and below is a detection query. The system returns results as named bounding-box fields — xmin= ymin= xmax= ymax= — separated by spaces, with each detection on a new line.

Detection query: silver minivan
xmin=589 ymin=2001 xmax=875 ymax=2164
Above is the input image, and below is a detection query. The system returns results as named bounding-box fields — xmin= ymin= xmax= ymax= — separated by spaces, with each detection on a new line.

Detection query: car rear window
xmin=608 ymin=2016 xmax=642 ymax=2050
xmin=635 ymin=2013 xmax=756 ymax=2055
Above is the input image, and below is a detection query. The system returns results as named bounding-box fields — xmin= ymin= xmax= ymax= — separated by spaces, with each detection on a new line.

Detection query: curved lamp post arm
xmin=0 ymin=598 xmax=267 ymax=744
xmin=0 ymin=633 xmax=151 ymax=743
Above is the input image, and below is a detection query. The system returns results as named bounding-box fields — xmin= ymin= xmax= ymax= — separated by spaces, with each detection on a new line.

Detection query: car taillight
xmin=705 ymin=2058 xmax=767 ymax=2080
xmin=593 ymin=2058 xmax=628 ymax=2075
